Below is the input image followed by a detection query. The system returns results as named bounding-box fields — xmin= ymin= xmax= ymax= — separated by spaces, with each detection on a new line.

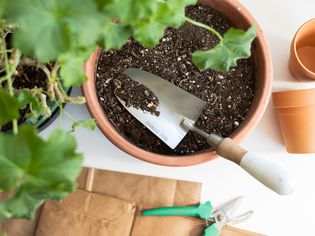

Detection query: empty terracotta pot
xmin=289 ymin=19 xmax=315 ymax=80
xmin=82 ymin=0 xmax=272 ymax=166
xmin=273 ymin=88 xmax=315 ymax=153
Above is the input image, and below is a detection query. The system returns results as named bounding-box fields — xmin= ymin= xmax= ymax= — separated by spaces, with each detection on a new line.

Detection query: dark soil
xmin=13 ymin=66 xmax=48 ymax=90
xmin=113 ymin=75 xmax=160 ymax=116
xmin=95 ymin=4 xmax=255 ymax=155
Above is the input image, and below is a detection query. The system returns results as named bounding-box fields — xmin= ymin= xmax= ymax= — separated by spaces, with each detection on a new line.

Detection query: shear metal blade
xmin=215 ymin=196 xmax=243 ymax=219
xmin=228 ymin=210 xmax=254 ymax=225
xmin=212 ymin=196 xmax=243 ymax=229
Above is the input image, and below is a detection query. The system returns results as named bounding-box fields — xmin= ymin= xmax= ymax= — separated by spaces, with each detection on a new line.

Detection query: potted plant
xmin=0 ymin=28 xmax=79 ymax=133
xmin=82 ymin=0 xmax=272 ymax=166
xmin=0 ymin=0 xmax=98 ymax=226
xmin=0 ymin=0 xmax=272 ymax=230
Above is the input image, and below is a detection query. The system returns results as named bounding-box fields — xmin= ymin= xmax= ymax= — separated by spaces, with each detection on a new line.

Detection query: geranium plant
xmin=0 ymin=0 xmax=256 ymax=224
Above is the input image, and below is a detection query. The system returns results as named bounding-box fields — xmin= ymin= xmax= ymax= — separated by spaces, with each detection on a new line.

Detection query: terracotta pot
xmin=82 ymin=0 xmax=272 ymax=166
xmin=273 ymin=88 xmax=315 ymax=153
xmin=289 ymin=19 xmax=315 ymax=80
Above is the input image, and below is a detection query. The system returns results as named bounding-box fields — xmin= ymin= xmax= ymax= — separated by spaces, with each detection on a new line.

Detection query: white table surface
xmin=42 ymin=1 xmax=315 ymax=235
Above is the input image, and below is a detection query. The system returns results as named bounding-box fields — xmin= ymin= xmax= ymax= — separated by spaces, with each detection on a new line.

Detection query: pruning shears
xmin=142 ymin=196 xmax=253 ymax=236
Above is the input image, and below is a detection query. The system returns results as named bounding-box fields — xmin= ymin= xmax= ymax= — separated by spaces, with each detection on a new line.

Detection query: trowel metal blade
xmin=117 ymin=68 xmax=206 ymax=149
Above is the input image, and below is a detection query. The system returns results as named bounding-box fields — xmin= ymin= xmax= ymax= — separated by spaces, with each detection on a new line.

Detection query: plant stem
xmin=58 ymin=100 xmax=63 ymax=129
xmin=63 ymin=110 xmax=77 ymax=123
xmin=47 ymin=81 xmax=55 ymax=100
xmin=53 ymin=81 xmax=85 ymax=104
xmin=184 ymin=17 xmax=223 ymax=41
xmin=51 ymin=62 xmax=60 ymax=78
xmin=0 ymin=76 xmax=7 ymax=84
xmin=1 ymin=32 xmax=21 ymax=134
xmin=38 ymin=93 xmax=51 ymax=117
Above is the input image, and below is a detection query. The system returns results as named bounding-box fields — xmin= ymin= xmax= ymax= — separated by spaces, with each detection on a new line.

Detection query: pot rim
xmin=82 ymin=0 xmax=273 ymax=166
xmin=273 ymin=88 xmax=315 ymax=108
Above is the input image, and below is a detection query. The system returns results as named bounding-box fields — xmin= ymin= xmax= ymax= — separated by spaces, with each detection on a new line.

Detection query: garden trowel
xmin=118 ymin=68 xmax=294 ymax=195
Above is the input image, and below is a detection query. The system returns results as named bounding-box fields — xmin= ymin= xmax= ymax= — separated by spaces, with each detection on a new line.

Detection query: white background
xmin=42 ymin=1 xmax=315 ymax=235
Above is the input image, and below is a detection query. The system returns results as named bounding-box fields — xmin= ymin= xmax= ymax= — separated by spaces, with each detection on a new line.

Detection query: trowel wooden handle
xmin=215 ymin=138 xmax=294 ymax=195
xmin=216 ymin=138 xmax=247 ymax=164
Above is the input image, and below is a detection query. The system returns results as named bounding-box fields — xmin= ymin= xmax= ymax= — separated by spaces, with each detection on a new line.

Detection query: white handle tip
xmin=240 ymin=153 xmax=295 ymax=195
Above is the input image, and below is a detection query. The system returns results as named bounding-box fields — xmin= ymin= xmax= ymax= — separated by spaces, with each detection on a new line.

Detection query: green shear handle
xmin=143 ymin=196 xmax=253 ymax=236
xmin=142 ymin=201 xmax=212 ymax=219
xmin=142 ymin=202 xmax=220 ymax=236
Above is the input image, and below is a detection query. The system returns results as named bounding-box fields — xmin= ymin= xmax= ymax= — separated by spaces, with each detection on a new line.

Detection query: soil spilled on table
xmin=95 ymin=4 xmax=255 ymax=155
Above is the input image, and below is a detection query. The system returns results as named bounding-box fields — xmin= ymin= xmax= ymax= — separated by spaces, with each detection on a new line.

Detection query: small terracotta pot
xmin=289 ymin=19 xmax=315 ymax=80
xmin=273 ymin=88 xmax=315 ymax=153
xmin=82 ymin=0 xmax=272 ymax=166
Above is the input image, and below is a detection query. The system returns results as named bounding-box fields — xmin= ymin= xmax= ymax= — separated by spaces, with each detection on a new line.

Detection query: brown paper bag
xmin=1 ymin=168 xmax=266 ymax=236
xmin=77 ymin=168 xmax=202 ymax=208
xmin=0 ymin=192 xmax=41 ymax=236
xmin=77 ymin=168 xmax=266 ymax=236
xmin=1 ymin=168 xmax=201 ymax=236
xmin=35 ymin=189 xmax=136 ymax=236
xmin=221 ymin=226 xmax=266 ymax=236
xmin=77 ymin=168 xmax=204 ymax=236
xmin=0 ymin=217 xmax=39 ymax=236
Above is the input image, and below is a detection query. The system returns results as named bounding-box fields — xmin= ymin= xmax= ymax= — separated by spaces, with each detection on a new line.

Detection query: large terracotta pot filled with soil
xmin=82 ymin=0 xmax=272 ymax=166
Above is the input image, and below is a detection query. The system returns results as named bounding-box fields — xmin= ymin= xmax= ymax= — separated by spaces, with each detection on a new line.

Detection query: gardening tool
xmin=118 ymin=68 xmax=294 ymax=195
xmin=142 ymin=196 xmax=253 ymax=236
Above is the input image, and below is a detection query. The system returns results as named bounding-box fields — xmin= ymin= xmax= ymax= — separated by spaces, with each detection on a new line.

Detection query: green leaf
xmin=100 ymin=23 xmax=131 ymax=51
xmin=133 ymin=0 xmax=197 ymax=45
xmin=63 ymin=1 xmax=103 ymax=47
xmin=192 ymin=25 xmax=257 ymax=72
xmin=158 ymin=0 xmax=197 ymax=28
xmin=102 ymin=0 xmax=197 ymax=47
xmin=0 ymin=0 xmax=5 ymax=18
xmin=59 ymin=52 xmax=87 ymax=87
xmin=17 ymin=91 xmax=42 ymax=119
xmin=102 ymin=0 xmax=159 ymax=46
xmin=0 ymin=126 xmax=83 ymax=220
xmin=0 ymin=192 xmax=42 ymax=220
xmin=0 ymin=88 xmax=19 ymax=127
xmin=71 ymin=119 xmax=96 ymax=132
xmin=8 ymin=0 xmax=71 ymax=62
xmin=133 ymin=21 xmax=166 ymax=46
xmin=104 ymin=0 xmax=158 ymax=24
xmin=7 ymin=0 xmax=100 ymax=62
